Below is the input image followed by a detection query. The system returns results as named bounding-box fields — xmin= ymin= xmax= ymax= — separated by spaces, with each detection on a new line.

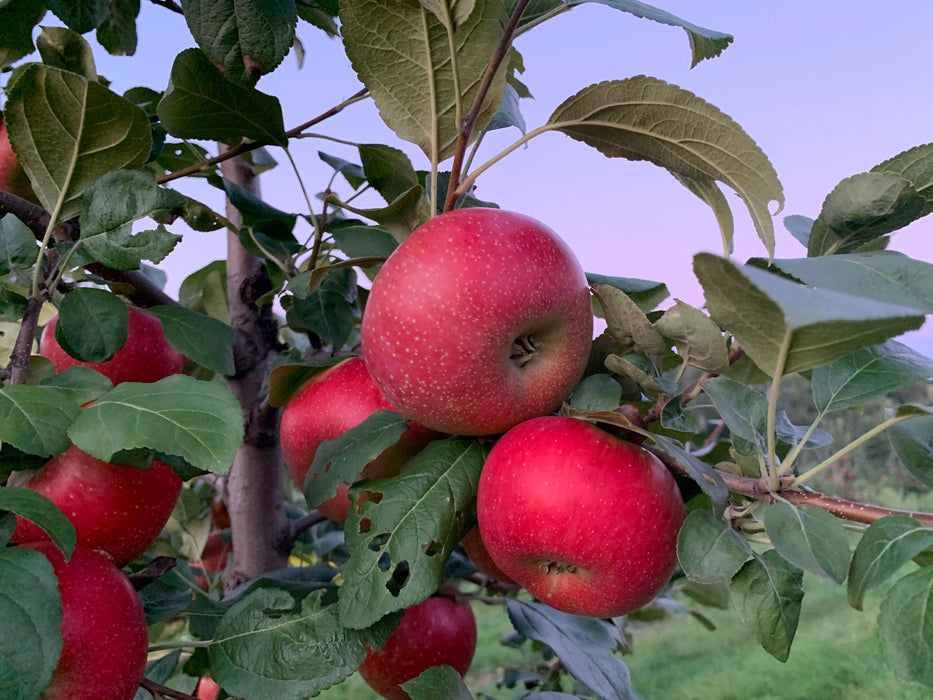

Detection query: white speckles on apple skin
xmin=361 ymin=209 xmax=593 ymax=436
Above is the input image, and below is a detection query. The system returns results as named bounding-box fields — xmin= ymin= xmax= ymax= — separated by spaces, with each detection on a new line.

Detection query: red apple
xmin=358 ymin=595 xmax=477 ymax=700
xmin=476 ymin=416 xmax=685 ymax=618
xmin=280 ymin=357 xmax=436 ymax=524
xmin=12 ymin=445 xmax=182 ymax=566
xmin=195 ymin=676 xmax=221 ymax=700
xmin=460 ymin=525 xmax=516 ymax=585
xmin=27 ymin=542 xmax=148 ymax=700
xmin=361 ymin=208 xmax=593 ymax=436
xmin=0 ymin=115 xmax=38 ymax=204
xmin=193 ymin=530 xmax=232 ymax=589
xmin=40 ymin=307 xmax=186 ymax=385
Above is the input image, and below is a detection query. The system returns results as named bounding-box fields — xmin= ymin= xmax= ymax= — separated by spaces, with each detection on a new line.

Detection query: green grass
xmin=317 ymin=574 xmax=930 ymax=699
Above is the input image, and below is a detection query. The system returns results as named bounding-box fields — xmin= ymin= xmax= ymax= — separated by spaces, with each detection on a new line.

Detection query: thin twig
xmin=147 ymin=0 xmax=184 ymax=14
xmin=156 ymin=89 xmax=369 ymax=185
xmin=139 ymin=678 xmax=200 ymax=700
xmin=288 ymin=511 xmax=327 ymax=544
xmin=443 ymin=0 xmax=533 ymax=212
xmin=5 ymin=297 xmax=43 ymax=385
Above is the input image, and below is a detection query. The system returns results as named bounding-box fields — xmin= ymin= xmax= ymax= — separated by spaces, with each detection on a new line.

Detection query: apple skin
xmin=358 ymin=595 xmax=477 ymax=700
xmin=0 ymin=116 xmax=38 ymax=204
xmin=361 ymin=208 xmax=593 ymax=436
xmin=193 ymin=530 xmax=232 ymax=589
xmin=195 ymin=676 xmax=221 ymax=700
xmin=40 ymin=307 xmax=186 ymax=385
xmin=280 ymin=357 xmax=436 ymax=524
xmin=476 ymin=416 xmax=685 ymax=618
xmin=460 ymin=525 xmax=516 ymax=584
xmin=12 ymin=445 xmax=182 ymax=566
xmin=27 ymin=542 xmax=148 ymax=700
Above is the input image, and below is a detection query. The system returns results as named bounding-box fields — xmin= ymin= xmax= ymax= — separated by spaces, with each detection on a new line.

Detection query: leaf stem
xmin=767 ymin=327 xmax=793 ymax=489
xmin=443 ymin=0 xmax=535 ymax=211
xmin=790 ymin=413 xmax=918 ymax=488
xmin=454 ymin=124 xmax=553 ymax=199
xmin=777 ymin=411 xmax=825 ymax=477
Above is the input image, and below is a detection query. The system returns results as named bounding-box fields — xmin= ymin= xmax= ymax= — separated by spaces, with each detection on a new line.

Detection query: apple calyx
xmin=509 ymin=333 xmax=539 ymax=368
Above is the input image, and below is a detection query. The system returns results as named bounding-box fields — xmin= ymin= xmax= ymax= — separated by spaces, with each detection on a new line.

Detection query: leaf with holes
xmin=547 ymin=77 xmax=783 ymax=257
xmin=338 ymin=438 xmax=488 ymax=629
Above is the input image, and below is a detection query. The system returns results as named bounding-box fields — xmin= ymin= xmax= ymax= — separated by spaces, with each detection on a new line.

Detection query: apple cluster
xmin=282 ymin=208 xmax=686 ymax=697
xmin=11 ymin=307 xmax=185 ymax=700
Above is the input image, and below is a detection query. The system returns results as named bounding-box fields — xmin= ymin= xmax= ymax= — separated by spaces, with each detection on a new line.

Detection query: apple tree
xmin=2 ymin=1 xmax=933 ymax=699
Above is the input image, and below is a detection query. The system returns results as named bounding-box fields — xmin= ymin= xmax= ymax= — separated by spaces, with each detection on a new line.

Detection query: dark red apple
xmin=358 ymin=595 xmax=477 ymax=700
xmin=280 ymin=357 xmax=435 ymax=523
xmin=361 ymin=208 xmax=593 ymax=436
xmin=476 ymin=416 xmax=685 ymax=618
xmin=12 ymin=445 xmax=182 ymax=566
xmin=27 ymin=542 xmax=148 ymax=700
xmin=460 ymin=525 xmax=515 ymax=584
xmin=0 ymin=115 xmax=38 ymax=204
xmin=40 ymin=307 xmax=185 ymax=385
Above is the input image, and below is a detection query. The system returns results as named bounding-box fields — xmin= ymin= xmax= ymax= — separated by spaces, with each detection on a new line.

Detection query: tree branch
xmin=4 ymin=297 xmax=42 ymax=385
xmin=443 ymin=0 xmax=533 ymax=212
xmin=139 ymin=679 xmax=199 ymax=700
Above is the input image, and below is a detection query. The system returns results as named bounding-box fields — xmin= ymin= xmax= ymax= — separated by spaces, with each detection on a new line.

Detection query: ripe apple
xmin=195 ymin=676 xmax=221 ymax=700
xmin=358 ymin=595 xmax=477 ymax=700
xmin=361 ymin=208 xmax=593 ymax=436
xmin=280 ymin=357 xmax=436 ymax=524
xmin=27 ymin=542 xmax=148 ymax=700
xmin=40 ymin=306 xmax=186 ymax=385
xmin=460 ymin=525 xmax=516 ymax=584
xmin=192 ymin=530 xmax=232 ymax=589
xmin=12 ymin=445 xmax=182 ymax=566
xmin=476 ymin=416 xmax=685 ymax=618
xmin=0 ymin=115 xmax=38 ymax=204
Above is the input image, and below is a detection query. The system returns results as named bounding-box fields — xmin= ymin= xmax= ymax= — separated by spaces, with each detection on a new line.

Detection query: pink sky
xmin=86 ymin=1 xmax=933 ymax=352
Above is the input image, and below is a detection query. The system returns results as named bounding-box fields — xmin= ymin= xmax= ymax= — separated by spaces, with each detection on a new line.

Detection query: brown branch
xmin=139 ymin=679 xmax=199 ymax=700
xmin=5 ymin=297 xmax=42 ymax=385
xmin=128 ymin=556 xmax=177 ymax=591
xmin=288 ymin=511 xmax=327 ymax=545
xmin=156 ymin=88 xmax=369 ymax=185
xmin=443 ymin=0 xmax=533 ymax=212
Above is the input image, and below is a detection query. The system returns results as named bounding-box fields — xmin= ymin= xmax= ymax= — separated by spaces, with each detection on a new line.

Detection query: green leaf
xmin=179 ymin=260 xmax=229 ymax=324
xmin=47 ymin=0 xmax=107 ymax=33
xmin=569 ymin=374 xmax=623 ymax=412
xmin=340 ymin=0 xmax=508 ymax=162
xmin=0 ymin=489 xmax=76 ymax=560
xmin=783 ymin=214 xmax=813 ymax=247
xmin=812 ymin=341 xmax=933 ymax=414
xmin=767 ymin=251 xmax=933 ymax=314
xmin=676 ymin=509 xmax=751 ymax=584
xmin=403 ymin=665 xmax=472 ymax=700
xmin=563 ymin=0 xmax=732 ymax=66
xmin=330 ymin=224 xmax=398 ymax=260
xmin=669 ymin=170 xmax=735 ymax=255
xmin=285 ymin=267 xmax=358 ymax=350
xmin=486 ymin=82 xmax=526 ymax=133
xmin=878 ymin=565 xmax=933 ymax=687
xmin=181 ymin=0 xmax=296 ymax=85
xmin=146 ymin=306 xmax=235 ymax=376
xmin=654 ymin=301 xmax=729 ymax=373
xmin=0 ymin=214 xmax=39 ymax=275
xmin=68 ymin=374 xmax=244 ymax=474
xmin=318 ymin=151 xmax=366 ymax=189
xmin=296 ymin=0 xmax=339 ymax=37
xmin=339 ymin=438 xmax=488 ymax=629
xmin=889 ymin=415 xmax=933 ymax=488
xmin=209 ymin=587 xmax=399 ymax=699
xmin=695 ymin=253 xmax=925 ymax=376
xmin=808 ymin=172 xmax=929 ymax=256
xmin=0 ymin=384 xmax=82 ymax=457
xmin=651 ymin=434 xmax=729 ymax=514
xmin=96 ymin=0 xmax=140 ymax=56
xmin=0 ymin=0 xmax=47 ymax=70
xmin=359 ymin=143 xmax=421 ymax=204
xmin=39 ymin=366 xmax=113 ymax=405
xmin=547 ymin=77 xmax=783 ymax=257
xmin=5 ymin=64 xmax=151 ymax=220
xmin=304 ymin=410 xmax=408 ymax=509
xmin=54 ymin=288 xmax=129 ymax=363
xmin=604 ymin=353 xmax=676 ymax=398
xmin=592 ymin=283 xmax=667 ymax=355
xmin=266 ymin=357 xmax=345 ymax=408
xmin=872 ymin=142 xmax=933 ymax=206
xmin=847 ymin=515 xmax=933 ymax=611
xmin=585 ymin=272 xmax=669 ymax=311
xmin=0 ymin=547 xmax=63 ymax=700
xmin=0 ymin=289 xmax=29 ymax=322
xmin=704 ymin=376 xmax=768 ymax=450
xmin=762 ymin=502 xmax=851 ymax=583
xmin=506 ymin=598 xmax=635 ymax=699
xmin=36 ymin=26 xmax=97 ymax=79
xmin=731 ymin=549 xmax=804 ymax=662
xmin=156 ymin=48 xmax=288 ymax=146
xmin=328 ymin=185 xmax=431 ymax=243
